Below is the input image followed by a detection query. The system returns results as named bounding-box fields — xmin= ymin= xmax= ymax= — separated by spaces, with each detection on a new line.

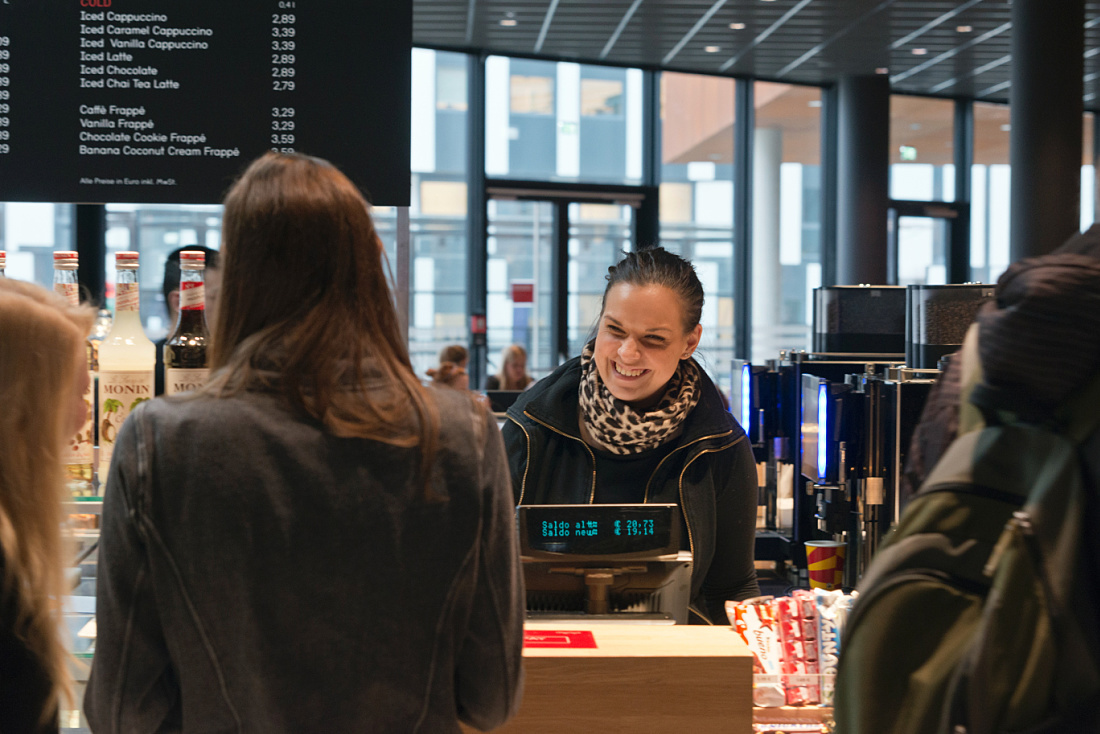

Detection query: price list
xmin=0 ymin=0 xmax=411 ymax=204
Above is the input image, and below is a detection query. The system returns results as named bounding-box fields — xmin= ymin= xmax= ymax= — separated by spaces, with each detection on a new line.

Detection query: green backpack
xmin=833 ymin=373 xmax=1100 ymax=734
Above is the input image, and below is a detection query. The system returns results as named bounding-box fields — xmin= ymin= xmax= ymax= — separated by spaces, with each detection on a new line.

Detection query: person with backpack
xmin=834 ymin=226 xmax=1100 ymax=734
xmin=902 ymin=223 xmax=1100 ymax=504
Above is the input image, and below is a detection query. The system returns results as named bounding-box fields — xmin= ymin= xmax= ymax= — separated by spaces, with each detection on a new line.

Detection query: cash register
xmin=516 ymin=503 xmax=693 ymax=624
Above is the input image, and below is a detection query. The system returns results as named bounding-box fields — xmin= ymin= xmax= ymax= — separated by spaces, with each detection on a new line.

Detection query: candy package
xmin=777 ymin=589 xmax=820 ymax=705
xmin=814 ymin=587 xmax=857 ymax=705
xmin=726 ymin=596 xmax=786 ymax=707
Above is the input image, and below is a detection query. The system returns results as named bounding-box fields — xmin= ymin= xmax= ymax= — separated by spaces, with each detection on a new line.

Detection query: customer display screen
xmin=0 ymin=0 xmax=411 ymax=204
xmin=518 ymin=504 xmax=679 ymax=558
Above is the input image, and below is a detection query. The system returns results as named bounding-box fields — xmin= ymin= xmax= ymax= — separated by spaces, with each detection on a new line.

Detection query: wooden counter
xmin=464 ymin=622 xmax=753 ymax=734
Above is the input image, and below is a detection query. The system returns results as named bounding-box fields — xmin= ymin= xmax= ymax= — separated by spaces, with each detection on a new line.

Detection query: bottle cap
xmin=53 ymin=251 xmax=79 ymax=269
xmin=115 ymin=251 xmax=140 ymax=269
xmin=180 ymin=250 xmax=206 ymax=269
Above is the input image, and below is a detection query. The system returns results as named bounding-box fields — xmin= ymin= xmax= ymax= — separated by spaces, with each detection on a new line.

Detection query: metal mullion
xmin=733 ymin=80 xmax=754 ymax=361
xmin=467 ymin=52 xmax=489 ymax=389
xmin=552 ymin=200 xmax=570 ymax=365
xmin=821 ymin=83 xmax=838 ymax=288
xmin=950 ymin=98 xmax=973 ymax=283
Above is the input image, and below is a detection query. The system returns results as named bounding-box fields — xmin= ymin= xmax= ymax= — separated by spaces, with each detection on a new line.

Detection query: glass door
xmin=486 ymin=198 xmax=555 ymax=378
xmin=566 ymin=202 xmax=634 ymax=356
xmin=486 ymin=191 xmax=639 ymax=381
xmin=887 ymin=201 xmax=969 ymax=286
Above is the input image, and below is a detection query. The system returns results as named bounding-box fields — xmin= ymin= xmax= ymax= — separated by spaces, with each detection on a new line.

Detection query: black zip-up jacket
xmin=503 ymin=357 xmax=760 ymax=624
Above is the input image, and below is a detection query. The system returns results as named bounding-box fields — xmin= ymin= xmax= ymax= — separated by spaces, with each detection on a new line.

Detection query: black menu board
xmin=0 ymin=1 xmax=411 ymax=204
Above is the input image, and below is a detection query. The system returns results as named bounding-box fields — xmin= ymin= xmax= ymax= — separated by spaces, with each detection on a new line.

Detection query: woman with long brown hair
xmin=86 ymin=152 xmax=524 ymax=733
xmin=0 ymin=278 xmax=94 ymax=732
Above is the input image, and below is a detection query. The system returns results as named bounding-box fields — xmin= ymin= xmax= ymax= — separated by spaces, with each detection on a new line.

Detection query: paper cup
xmin=805 ymin=540 xmax=846 ymax=590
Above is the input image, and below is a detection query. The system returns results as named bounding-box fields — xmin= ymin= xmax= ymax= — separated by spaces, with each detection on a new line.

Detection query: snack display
xmin=729 ymin=588 xmax=858 ymax=711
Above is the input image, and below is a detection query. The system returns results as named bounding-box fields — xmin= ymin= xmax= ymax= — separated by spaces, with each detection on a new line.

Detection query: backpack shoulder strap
xmin=1061 ymin=369 xmax=1100 ymax=445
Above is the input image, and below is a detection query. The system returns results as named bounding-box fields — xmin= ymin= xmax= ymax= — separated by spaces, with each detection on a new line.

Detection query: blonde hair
xmin=0 ymin=278 xmax=95 ymax=724
xmin=206 ymin=152 xmax=440 ymax=486
xmin=493 ymin=344 xmax=533 ymax=391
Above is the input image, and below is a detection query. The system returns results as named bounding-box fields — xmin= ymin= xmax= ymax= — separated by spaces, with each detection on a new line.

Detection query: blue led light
xmin=741 ymin=363 xmax=752 ymax=430
xmin=817 ymin=382 xmax=828 ymax=480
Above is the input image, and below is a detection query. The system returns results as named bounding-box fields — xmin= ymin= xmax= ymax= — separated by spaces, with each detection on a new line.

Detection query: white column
xmin=556 ymin=63 xmax=581 ymax=178
xmin=625 ymin=69 xmax=644 ymax=182
xmin=485 ymin=56 xmax=511 ymax=176
xmin=409 ymin=49 xmax=436 ymax=174
xmin=752 ymin=127 xmax=783 ymax=360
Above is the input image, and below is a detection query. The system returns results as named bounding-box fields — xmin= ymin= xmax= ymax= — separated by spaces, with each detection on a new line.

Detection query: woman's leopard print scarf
xmin=577 ymin=341 xmax=701 ymax=455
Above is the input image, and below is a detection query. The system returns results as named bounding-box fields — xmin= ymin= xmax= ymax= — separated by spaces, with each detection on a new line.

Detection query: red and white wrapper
xmin=778 ymin=590 xmax=821 ymax=705
xmin=726 ymin=597 xmax=786 ymax=707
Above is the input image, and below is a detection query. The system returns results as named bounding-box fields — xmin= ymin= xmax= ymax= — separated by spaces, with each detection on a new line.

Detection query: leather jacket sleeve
xmin=85 ymin=407 xmax=184 ymax=733
xmin=454 ymin=410 xmax=526 ymax=730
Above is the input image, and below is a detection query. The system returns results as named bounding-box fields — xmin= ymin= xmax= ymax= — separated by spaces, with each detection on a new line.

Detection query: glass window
xmin=890 ymin=96 xmax=956 ymax=202
xmin=567 ymin=202 xmax=633 ymax=356
xmin=486 ymin=199 xmax=554 ymax=377
xmin=437 ymin=61 xmax=468 ymax=112
xmin=0 ymin=203 xmax=74 ymax=288
xmin=896 ymin=216 xmax=948 ymax=286
xmin=581 ymin=78 xmax=624 ymax=117
xmin=658 ymin=72 xmax=737 ymax=390
xmin=753 ymin=81 xmax=823 ymax=364
xmin=404 ymin=49 xmax=469 ymax=378
xmin=510 ymin=74 xmax=555 ymax=115
xmin=971 ymin=102 xmax=1012 ymax=284
xmin=487 ymin=56 xmax=643 ymax=185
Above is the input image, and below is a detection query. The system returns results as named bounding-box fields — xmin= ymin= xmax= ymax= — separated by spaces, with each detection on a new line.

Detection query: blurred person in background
xmin=427 ymin=343 xmax=470 ymax=390
xmin=0 ymin=278 xmax=95 ymax=732
xmin=86 ymin=152 xmax=524 ymax=733
xmin=486 ymin=344 xmax=535 ymax=391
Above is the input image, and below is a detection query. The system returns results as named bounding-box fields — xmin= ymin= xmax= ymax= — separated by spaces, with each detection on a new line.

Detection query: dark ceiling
xmin=413 ymin=0 xmax=1100 ymax=106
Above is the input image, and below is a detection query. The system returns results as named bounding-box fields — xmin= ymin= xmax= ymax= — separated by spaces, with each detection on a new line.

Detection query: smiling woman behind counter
xmin=502 ymin=246 xmax=760 ymax=624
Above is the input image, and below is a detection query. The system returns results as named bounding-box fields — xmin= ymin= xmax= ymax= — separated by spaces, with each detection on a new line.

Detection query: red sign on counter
xmin=523 ymin=630 xmax=598 ymax=649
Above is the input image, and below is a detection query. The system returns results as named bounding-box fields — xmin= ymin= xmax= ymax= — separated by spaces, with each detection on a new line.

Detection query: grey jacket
xmin=85 ymin=386 xmax=524 ymax=733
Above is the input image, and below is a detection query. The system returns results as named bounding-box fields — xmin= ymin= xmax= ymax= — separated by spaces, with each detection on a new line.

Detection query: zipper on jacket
xmin=643 ymin=429 xmax=735 ymax=503
xmin=521 ymin=410 xmax=598 ymax=503
xmin=675 ymin=436 xmax=742 ymax=587
xmin=508 ymin=416 xmax=534 ymax=506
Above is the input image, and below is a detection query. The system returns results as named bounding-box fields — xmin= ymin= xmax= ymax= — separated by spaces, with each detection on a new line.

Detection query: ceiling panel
xmin=413 ymin=0 xmax=1100 ymax=106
